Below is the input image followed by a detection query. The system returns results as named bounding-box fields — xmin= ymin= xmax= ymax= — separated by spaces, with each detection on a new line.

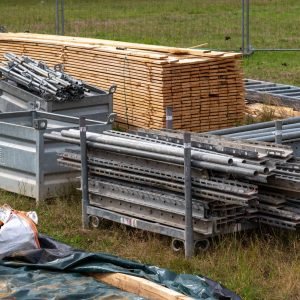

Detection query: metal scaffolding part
xmin=208 ymin=116 xmax=300 ymax=157
xmin=43 ymin=125 xmax=300 ymax=255
xmin=0 ymin=53 xmax=89 ymax=103
xmin=245 ymin=79 xmax=300 ymax=110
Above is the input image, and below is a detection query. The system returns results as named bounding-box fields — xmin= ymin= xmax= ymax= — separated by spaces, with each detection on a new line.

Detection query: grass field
xmin=0 ymin=1 xmax=300 ymax=299
xmin=1 ymin=0 xmax=300 ymax=84
xmin=1 ymin=191 xmax=299 ymax=300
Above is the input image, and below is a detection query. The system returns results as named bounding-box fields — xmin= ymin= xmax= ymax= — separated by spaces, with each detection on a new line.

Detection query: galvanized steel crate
xmin=0 ymin=111 xmax=113 ymax=202
xmin=0 ymin=79 xmax=115 ymax=121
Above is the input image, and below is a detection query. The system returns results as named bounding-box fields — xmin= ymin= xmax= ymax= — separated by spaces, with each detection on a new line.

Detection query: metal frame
xmin=0 ymin=80 xmax=114 ymax=122
xmin=55 ymin=0 xmax=64 ymax=35
xmin=0 ymin=111 xmax=112 ymax=203
xmin=75 ymin=124 xmax=256 ymax=256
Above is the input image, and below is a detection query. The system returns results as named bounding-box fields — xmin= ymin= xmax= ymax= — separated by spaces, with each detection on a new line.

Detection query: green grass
xmin=1 ymin=190 xmax=299 ymax=300
xmin=1 ymin=0 xmax=300 ymax=84
xmin=1 ymin=1 xmax=300 ymax=299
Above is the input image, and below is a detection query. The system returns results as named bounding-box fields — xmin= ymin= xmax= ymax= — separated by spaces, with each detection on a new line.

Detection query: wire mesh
xmin=0 ymin=1 xmax=299 ymax=51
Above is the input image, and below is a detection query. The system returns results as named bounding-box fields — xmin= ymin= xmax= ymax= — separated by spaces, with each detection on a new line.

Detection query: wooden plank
xmin=0 ymin=32 xmax=242 ymax=58
xmin=0 ymin=34 xmax=245 ymax=132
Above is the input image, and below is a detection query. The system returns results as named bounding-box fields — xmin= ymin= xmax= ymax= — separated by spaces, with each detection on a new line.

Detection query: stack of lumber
xmin=0 ymin=33 xmax=244 ymax=131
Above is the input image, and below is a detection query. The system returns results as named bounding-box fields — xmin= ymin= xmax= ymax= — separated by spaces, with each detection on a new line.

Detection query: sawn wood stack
xmin=0 ymin=33 xmax=245 ymax=131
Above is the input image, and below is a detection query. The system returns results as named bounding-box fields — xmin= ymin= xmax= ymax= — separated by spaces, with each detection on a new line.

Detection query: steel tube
xmin=61 ymin=130 xmax=233 ymax=165
xmin=61 ymin=0 xmax=65 ymax=36
xmin=192 ymin=161 xmax=258 ymax=177
xmin=241 ymin=0 xmax=245 ymax=55
xmin=248 ymin=131 xmax=300 ymax=142
xmin=246 ymin=0 xmax=250 ymax=54
xmin=55 ymin=0 xmax=59 ymax=35
xmin=234 ymin=162 xmax=269 ymax=174
xmin=226 ymin=122 xmax=300 ymax=138
xmin=45 ymin=132 xmax=261 ymax=177
xmin=208 ymin=117 xmax=300 ymax=135
xmin=228 ymin=127 xmax=300 ymax=140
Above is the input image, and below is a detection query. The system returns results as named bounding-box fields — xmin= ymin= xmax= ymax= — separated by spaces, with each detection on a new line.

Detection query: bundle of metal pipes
xmin=44 ymin=127 xmax=300 ymax=249
xmin=135 ymin=129 xmax=300 ymax=230
xmin=208 ymin=116 xmax=300 ymax=143
xmin=0 ymin=53 xmax=87 ymax=102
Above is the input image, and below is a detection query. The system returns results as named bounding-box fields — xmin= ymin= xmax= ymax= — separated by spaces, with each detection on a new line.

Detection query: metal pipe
xmin=61 ymin=0 xmax=65 ymax=35
xmin=226 ymin=122 xmax=300 ymax=138
xmin=208 ymin=117 xmax=300 ymax=135
xmin=61 ymin=130 xmax=233 ymax=165
xmin=184 ymin=132 xmax=193 ymax=258
xmin=55 ymin=0 xmax=59 ymax=35
xmin=241 ymin=0 xmax=245 ymax=55
xmin=192 ymin=161 xmax=258 ymax=177
xmin=228 ymin=127 xmax=300 ymax=140
xmin=246 ymin=0 xmax=250 ymax=54
xmin=234 ymin=162 xmax=269 ymax=174
xmin=45 ymin=132 xmax=262 ymax=177
xmin=252 ymin=48 xmax=300 ymax=52
xmin=248 ymin=131 xmax=300 ymax=142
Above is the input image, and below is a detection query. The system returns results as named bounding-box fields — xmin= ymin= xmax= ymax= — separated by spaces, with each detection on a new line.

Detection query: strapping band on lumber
xmin=0 ymin=33 xmax=245 ymax=131
xmin=91 ymin=272 xmax=192 ymax=300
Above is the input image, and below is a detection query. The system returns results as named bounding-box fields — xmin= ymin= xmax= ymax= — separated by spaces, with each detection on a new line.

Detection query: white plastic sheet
xmin=0 ymin=205 xmax=39 ymax=259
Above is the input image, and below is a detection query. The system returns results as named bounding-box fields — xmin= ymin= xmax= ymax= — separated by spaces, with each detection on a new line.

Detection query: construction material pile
xmin=209 ymin=116 xmax=300 ymax=143
xmin=45 ymin=128 xmax=300 ymax=240
xmin=0 ymin=53 xmax=87 ymax=102
xmin=245 ymin=78 xmax=300 ymax=110
xmin=0 ymin=33 xmax=245 ymax=131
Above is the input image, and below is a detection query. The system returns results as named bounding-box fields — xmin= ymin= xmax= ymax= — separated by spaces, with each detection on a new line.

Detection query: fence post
xmin=55 ymin=0 xmax=65 ymax=35
xmin=55 ymin=0 xmax=59 ymax=34
xmin=61 ymin=0 xmax=65 ymax=35
xmin=241 ymin=0 xmax=245 ymax=54
xmin=241 ymin=0 xmax=251 ymax=55
xmin=246 ymin=0 xmax=250 ymax=54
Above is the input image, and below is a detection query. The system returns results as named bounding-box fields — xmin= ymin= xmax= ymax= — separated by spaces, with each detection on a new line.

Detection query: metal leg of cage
xmin=80 ymin=117 xmax=89 ymax=229
xmin=165 ymin=107 xmax=173 ymax=130
xmin=275 ymin=120 xmax=283 ymax=144
xmin=184 ymin=132 xmax=194 ymax=258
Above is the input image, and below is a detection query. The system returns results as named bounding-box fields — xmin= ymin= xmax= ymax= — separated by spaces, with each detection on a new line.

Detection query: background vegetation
xmin=0 ymin=1 xmax=299 ymax=299
xmin=1 ymin=0 xmax=300 ymax=85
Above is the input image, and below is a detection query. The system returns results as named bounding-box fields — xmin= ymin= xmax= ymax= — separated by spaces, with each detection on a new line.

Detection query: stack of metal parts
xmin=245 ymin=78 xmax=300 ymax=109
xmin=0 ymin=53 xmax=88 ymax=102
xmin=133 ymin=130 xmax=300 ymax=231
xmin=44 ymin=127 xmax=300 ymax=245
xmin=209 ymin=117 xmax=300 ymax=143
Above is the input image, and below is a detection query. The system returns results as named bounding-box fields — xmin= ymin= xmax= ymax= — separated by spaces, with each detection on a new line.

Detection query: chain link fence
xmin=0 ymin=0 xmax=299 ymax=53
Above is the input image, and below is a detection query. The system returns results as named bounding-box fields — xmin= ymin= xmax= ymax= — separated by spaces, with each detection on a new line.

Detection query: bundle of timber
xmin=0 ymin=33 xmax=244 ymax=131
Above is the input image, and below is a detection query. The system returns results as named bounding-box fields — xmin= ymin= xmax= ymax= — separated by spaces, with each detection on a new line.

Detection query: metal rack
xmin=45 ymin=119 xmax=300 ymax=257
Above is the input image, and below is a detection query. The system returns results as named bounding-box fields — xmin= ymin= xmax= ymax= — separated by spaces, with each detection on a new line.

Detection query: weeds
xmin=0 ymin=189 xmax=299 ymax=299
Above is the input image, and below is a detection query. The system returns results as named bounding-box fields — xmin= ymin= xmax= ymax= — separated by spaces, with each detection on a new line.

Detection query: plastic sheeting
xmin=0 ymin=235 xmax=241 ymax=300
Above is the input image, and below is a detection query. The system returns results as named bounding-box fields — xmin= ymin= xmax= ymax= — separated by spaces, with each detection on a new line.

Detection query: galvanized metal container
xmin=0 ymin=79 xmax=115 ymax=121
xmin=0 ymin=111 xmax=112 ymax=202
